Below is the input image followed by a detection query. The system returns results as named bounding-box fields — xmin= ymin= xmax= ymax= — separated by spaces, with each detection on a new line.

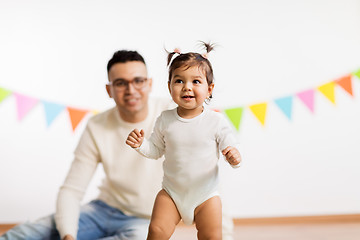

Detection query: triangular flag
xmin=317 ymin=82 xmax=336 ymax=104
xmin=0 ymin=88 xmax=12 ymax=103
xmin=42 ymin=101 xmax=65 ymax=127
xmin=297 ymin=89 xmax=315 ymax=113
xmin=91 ymin=109 xmax=100 ymax=115
xmin=353 ymin=68 xmax=360 ymax=79
xmin=274 ymin=96 xmax=293 ymax=120
xmin=14 ymin=93 xmax=39 ymax=121
xmin=67 ymin=107 xmax=89 ymax=132
xmin=249 ymin=103 xmax=267 ymax=126
xmin=335 ymin=74 xmax=353 ymax=96
xmin=224 ymin=107 xmax=244 ymax=131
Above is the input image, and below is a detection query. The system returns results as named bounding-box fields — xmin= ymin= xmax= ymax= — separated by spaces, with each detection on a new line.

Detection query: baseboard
xmin=233 ymin=214 xmax=360 ymax=225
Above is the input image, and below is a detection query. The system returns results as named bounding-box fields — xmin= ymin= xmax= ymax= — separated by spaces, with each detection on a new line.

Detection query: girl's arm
xmin=126 ymin=115 xmax=166 ymax=159
xmin=216 ymin=113 xmax=242 ymax=168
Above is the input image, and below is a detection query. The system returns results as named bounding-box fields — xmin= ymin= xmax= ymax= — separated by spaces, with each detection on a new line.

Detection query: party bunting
xmin=0 ymin=67 xmax=359 ymax=132
xmin=224 ymin=107 xmax=244 ymax=131
xmin=249 ymin=103 xmax=267 ymax=126
xmin=274 ymin=96 xmax=293 ymax=120
xmin=67 ymin=107 xmax=89 ymax=132
xmin=296 ymin=89 xmax=315 ymax=113
xmin=317 ymin=82 xmax=336 ymax=104
xmin=14 ymin=93 xmax=39 ymax=121
xmin=335 ymin=74 xmax=353 ymax=96
xmin=0 ymin=88 xmax=12 ymax=103
xmin=42 ymin=101 xmax=66 ymax=127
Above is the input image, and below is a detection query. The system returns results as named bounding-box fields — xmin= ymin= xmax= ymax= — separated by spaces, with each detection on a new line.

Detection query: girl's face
xmin=168 ymin=65 xmax=214 ymax=118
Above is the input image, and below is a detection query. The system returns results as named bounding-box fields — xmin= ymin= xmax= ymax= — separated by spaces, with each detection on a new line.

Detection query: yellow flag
xmin=317 ymin=82 xmax=336 ymax=104
xmin=249 ymin=103 xmax=267 ymax=126
xmin=91 ymin=110 xmax=100 ymax=115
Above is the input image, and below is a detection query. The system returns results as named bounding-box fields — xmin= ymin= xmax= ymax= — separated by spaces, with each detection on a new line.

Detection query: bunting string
xmin=0 ymin=68 xmax=359 ymax=132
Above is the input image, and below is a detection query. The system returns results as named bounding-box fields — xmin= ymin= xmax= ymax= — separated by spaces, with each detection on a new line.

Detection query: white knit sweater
xmin=55 ymin=98 xmax=172 ymax=239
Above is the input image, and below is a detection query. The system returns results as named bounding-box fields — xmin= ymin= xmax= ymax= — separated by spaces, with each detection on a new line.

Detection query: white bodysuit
xmin=136 ymin=107 xmax=240 ymax=225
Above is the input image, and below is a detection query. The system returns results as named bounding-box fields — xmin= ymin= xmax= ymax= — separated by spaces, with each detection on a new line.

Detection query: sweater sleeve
xmin=55 ymin=125 xmax=100 ymax=239
xmin=136 ymin=114 xmax=165 ymax=159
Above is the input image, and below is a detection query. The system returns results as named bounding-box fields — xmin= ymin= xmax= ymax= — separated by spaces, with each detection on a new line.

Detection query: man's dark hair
xmin=107 ymin=50 xmax=146 ymax=72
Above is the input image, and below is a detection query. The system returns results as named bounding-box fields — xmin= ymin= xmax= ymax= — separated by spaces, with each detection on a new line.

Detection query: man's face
xmin=106 ymin=61 xmax=152 ymax=121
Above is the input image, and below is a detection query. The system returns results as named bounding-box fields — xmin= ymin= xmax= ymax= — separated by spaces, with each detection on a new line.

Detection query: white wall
xmin=1 ymin=0 xmax=360 ymax=222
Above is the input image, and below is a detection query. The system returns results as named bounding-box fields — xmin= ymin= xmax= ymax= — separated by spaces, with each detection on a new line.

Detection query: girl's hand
xmin=126 ymin=129 xmax=145 ymax=148
xmin=222 ymin=146 xmax=242 ymax=166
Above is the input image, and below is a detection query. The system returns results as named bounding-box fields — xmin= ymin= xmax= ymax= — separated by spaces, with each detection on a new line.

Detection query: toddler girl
xmin=126 ymin=42 xmax=241 ymax=240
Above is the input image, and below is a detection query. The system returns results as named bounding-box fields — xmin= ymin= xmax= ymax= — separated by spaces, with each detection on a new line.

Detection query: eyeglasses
xmin=107 ymin=77 xmax=148 ymax=91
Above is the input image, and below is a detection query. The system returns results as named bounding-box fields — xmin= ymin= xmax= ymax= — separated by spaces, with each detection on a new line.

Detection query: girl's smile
xmin=181 ymin=95 xmax=195 ymax=101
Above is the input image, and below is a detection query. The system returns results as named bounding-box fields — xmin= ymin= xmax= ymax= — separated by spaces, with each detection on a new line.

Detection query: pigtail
xmin=166 ymin=48 xmax=181 ymax=66
xmin=198 ymin=41 xmax=216 ymax=59
xmin=167 ymin=52 xmax=177 ymax=66
xmin=200 ymin=41 xmax=215 ymax=53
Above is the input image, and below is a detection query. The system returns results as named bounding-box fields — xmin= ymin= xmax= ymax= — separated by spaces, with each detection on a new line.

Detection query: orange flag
xmin=67 ymin=107 xmax=89 ymax=132
xmin=335 ymin=74 xmax=353 ymax=97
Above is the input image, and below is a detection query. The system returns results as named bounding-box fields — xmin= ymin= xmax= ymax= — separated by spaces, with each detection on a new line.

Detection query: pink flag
xmin=296 ymin=89 xmax=315 ymax=113
xmin=14 ymin=93 xmax=39 ymax=121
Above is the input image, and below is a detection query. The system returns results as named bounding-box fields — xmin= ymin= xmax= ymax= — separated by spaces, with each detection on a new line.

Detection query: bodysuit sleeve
xmin=136 ymin=114 xmax=165 ymax=159
xmin=216 ymin=114 xmax=242 ymax=168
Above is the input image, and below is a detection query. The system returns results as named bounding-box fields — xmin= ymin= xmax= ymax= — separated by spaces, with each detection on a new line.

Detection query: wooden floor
xmin=170 ymin=222 xmax=360 ymax=240
xmin=2 ymin=215 xmax=360 ymax=240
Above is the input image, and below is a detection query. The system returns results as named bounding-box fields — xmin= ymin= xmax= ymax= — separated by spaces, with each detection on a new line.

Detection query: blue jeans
xmin=0 ymin=200 xmax=150 ymax=240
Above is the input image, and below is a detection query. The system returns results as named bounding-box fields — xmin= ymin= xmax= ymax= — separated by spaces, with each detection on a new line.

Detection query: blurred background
xmin=0 ymin=0 xmax=359 ymax=223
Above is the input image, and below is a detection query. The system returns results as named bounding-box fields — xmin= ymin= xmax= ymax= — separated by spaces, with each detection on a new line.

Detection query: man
xmin=1 ymin=50 xmax=234 ymax=240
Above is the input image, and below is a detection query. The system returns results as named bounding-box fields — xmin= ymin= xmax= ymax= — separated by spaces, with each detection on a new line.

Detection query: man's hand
xmin=126 ymin=129 xmax=145 ymax=148
xmin=222 ymin=146 xmax=242 ymax=166
xmin=63 ymin=235 xmax=75 ymax=240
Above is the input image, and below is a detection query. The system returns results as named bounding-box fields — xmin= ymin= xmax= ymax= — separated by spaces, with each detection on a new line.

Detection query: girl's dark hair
xmin=167 ymin=41 xmax=216 ymax=100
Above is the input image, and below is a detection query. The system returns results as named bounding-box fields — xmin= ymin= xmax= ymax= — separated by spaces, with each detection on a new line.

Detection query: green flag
xmin=224 ymin=107 xmax=244 ymax=131
xmin=353 ymin=68 xmax=360 ymax=79
xmin=0 ymin=88 xmax=12 ymax=103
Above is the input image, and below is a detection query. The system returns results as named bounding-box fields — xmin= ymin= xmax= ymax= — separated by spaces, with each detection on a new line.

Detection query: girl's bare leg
xmin=147 ymin=189 xmax=181 ymax=240
xmin=194 ymin=196 xmax=222 ymax=240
